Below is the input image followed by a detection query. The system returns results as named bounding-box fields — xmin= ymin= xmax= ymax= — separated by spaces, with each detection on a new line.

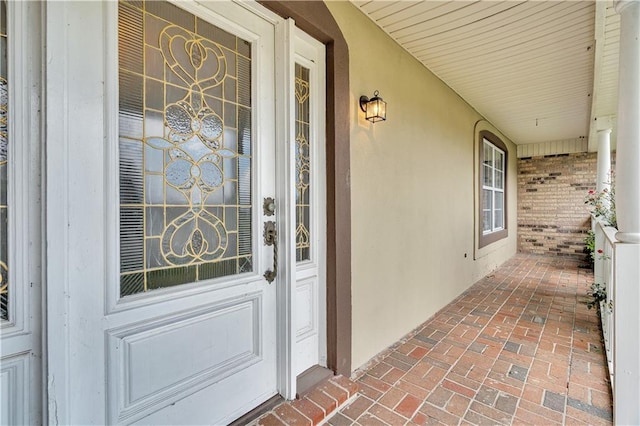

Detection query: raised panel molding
xmin=0 ymin=353 xmax=29 ymax=426
xmin=295 ymin=278 xmax=317 ymax=341
xmin=107 ymin=293 xmax=262 ymax=424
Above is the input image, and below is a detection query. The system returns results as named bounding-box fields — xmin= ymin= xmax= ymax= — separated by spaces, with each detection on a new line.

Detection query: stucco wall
xmin=326 ymin=1 xmax=518 ymax=371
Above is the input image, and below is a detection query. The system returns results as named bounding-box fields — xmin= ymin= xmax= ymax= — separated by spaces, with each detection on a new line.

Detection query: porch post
xmin=595 ymin=128 xmax=611 ymax=196
xmin=614 ymin=0 xmax=640 ymax=244
xmin=612 ymin=2 xmax=640 ymax=425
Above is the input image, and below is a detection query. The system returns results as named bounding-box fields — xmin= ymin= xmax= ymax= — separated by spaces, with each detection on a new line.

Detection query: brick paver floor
xmin=256 ymin=254 xmax=613 ymax=425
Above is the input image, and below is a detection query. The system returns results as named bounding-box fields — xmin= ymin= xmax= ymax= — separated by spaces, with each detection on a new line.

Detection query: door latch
xmin=263 ymin=221 xmax=277 ymax=246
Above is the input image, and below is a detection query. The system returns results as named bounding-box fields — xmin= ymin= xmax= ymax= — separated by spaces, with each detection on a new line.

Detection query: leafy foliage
xmin=583 ymin=230 xmax=595 ymax=267
xmin=585 ymin=171 xmax=616 ymax=228
xmin=587 ymin=282 xmax=607 ymax=310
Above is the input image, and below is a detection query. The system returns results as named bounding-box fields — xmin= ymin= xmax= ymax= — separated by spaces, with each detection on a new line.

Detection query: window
xmin=479 ymin=131 xmax=507 ymax=247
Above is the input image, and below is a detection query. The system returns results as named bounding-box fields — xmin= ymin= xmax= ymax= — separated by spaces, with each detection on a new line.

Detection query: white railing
xmin=592 ymin=216 xmax=640 ymax=424
xmin=593 ymin=218 xmax=616 ymax=385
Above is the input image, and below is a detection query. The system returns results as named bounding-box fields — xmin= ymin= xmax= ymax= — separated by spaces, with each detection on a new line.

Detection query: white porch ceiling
xmin=351 ymin=1 xmax=620 ymax=148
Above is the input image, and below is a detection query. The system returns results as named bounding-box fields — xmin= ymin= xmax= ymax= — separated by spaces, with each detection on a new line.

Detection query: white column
xmin=614 ymin=0 xmax=640 ymax=244
xmin=596 ymin=128 xmax=612 ymax=195
xmin=612 ymin=3 xmax=640 ymax=426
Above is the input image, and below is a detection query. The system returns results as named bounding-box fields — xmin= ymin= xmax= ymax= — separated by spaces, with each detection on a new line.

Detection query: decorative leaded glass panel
xmin=294 ymin=64 xmax=310 ymax=262
xmin=118 ymin=1 xmax=253 ymax=297
xmin=0 ymin=0 xmax=8 ymax=320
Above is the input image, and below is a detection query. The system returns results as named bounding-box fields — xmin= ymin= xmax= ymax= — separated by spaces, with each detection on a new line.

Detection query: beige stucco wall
xmin=325 ymin=1 xmax=518 ymax=371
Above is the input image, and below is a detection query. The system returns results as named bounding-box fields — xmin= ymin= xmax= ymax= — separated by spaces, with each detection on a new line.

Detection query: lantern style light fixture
xmin=359 ymin=90 xmax=387 ymax=123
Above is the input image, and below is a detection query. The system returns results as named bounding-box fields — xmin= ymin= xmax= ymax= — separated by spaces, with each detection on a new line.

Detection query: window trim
xmin=478 ymin=130 xmax=508 ymax=248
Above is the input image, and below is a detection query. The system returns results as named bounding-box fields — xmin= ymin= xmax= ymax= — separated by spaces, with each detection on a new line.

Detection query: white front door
xmin=46 ymin=1 xmax=280 ymax=424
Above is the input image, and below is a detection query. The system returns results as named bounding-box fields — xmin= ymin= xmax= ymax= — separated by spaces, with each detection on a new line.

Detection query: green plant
xmin=587 ymin=282 xmax=607 ymax=310
xmin=583 ymin=230 xmax=595 ymax=266
xmin=585 ymin=171 xmax=617 ymax=228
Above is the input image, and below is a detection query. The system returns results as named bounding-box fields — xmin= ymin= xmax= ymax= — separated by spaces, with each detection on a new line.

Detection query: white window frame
xmin=482 ymin=139 xmax=505 ymax=235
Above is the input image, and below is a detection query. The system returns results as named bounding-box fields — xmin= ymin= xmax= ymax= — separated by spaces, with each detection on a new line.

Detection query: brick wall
xmin=518 ymin=152 xmax=597 ymax=258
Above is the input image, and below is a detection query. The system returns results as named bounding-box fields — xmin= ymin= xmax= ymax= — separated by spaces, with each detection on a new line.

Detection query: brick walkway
xmin=258 ymin=254 xmax=613 ymax=425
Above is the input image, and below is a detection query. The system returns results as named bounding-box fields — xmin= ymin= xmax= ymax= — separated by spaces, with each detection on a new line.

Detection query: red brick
xmin=518 ymin=399 xmax=564 ymax=423
xmin=397 ymin=380 xmax=431 ymax=400
xmin=397 ymin=342 xmax=416 ymax=355
xmin=330 ymin=375 xmax=359 ymax=397
xmin=366 ymin=362 xmax=393 ymax=379
xmin=467 ymin=364 xmax=490 ymax=383
xmin=340 ymin=395 xmax=374 ymax=421
xmin=426 ymin=385 xmax=453 ymax=408
xmin=564 ymin=413 xmax=595 ymax=425
xmin=442 ymin=379 xmax=475 ymax=398
xmin=381 ymin=367 xmax=406 ymax=385
xmin=368 ymin=403 xmax=408 ymax=424
xmin=513 ymin=406 xmax=563 ymax=426
xmin=446 ymin=393 xmax=470 ymax=417
xmin=522 ymin=383 xmax=545 ymax=404
xmin=360 ymin=374 xmax=392 ymax=393
xmin=410 ymin=411 xmax=431 ymax=425
xmin=403 ymin=370 xmax=438 ymax=392
xmin=469 ymin=400 xmax=512 ymax=424
xmin=319 ymin=381 xmax=349 ymax=406
xmin=419 ymin=402 xmax=460 ymax=425
xmin=423 ymin=366 xmax=447 ymax=384
xmin=274 ymin=403 xmax=312 ymax=426
xmin=291 ymin=399 xmax=325 ymax=425
xmin=565 ymin=406 xmax=611 ymax=426
xmin=258 ymin=413 xmax=287 ymax=426
xmin=567 ymin=382 xmax=589 ymax=402
xmin=395 ymin=395 xmax=422 ymax=419
xmin=482 ymin=378 xmax=523 ymax=398
xmin=307 ymin=389 xmax=337 ymax=414
xmin=378 ymin=387 xmax=407 ymax=410
xmin=590 ymin=388 xmax=613 ymax=412
xmin=355 ymin=413 xmax=387 ymax=425
xmin=408 ymin=360 xmax=434 ymax=377
xmin=409 ymin=346 xmax=429 ymax=360
xmin=356 ymin=382 xmax=383 ymax=400
xmin=446 ymin=372 xmax=482 ymax=391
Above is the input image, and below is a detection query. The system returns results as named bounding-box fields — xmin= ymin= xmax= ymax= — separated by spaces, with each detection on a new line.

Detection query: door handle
xmin=263 ymin=221 xmax=277 ymax=283
xmin=263 ymin=197 xmax=277 ymax=283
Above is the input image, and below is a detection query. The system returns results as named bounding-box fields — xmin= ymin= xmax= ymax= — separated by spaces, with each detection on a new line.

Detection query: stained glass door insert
xmin=118 ymin=1 xmax=253 ymax=297
xmin=295 ymin=64 xmax=310 ymax=262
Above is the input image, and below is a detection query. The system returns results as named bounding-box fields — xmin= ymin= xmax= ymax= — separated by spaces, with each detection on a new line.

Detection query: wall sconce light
xmin=359 ymin=90 xmax=387 ymax=123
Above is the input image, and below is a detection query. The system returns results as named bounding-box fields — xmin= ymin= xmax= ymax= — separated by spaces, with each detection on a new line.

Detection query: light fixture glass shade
xmin=360 ymin=90 xmax=386 ymax=123
xmin=365 ymin=95 xmax=386 ymax=122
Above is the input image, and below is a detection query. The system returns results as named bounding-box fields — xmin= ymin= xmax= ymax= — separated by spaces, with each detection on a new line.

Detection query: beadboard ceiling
xmin=351 ymin=0 xmax=620 ymax=148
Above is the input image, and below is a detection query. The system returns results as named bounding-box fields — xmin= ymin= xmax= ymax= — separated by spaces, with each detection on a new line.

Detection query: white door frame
xmin=274 ymin=18 xmax=327 ymax=399
xmin=274 ymin=16 xmax=297 ymax=400
xmin=0 ymin=1 xmax=43 ymax=425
